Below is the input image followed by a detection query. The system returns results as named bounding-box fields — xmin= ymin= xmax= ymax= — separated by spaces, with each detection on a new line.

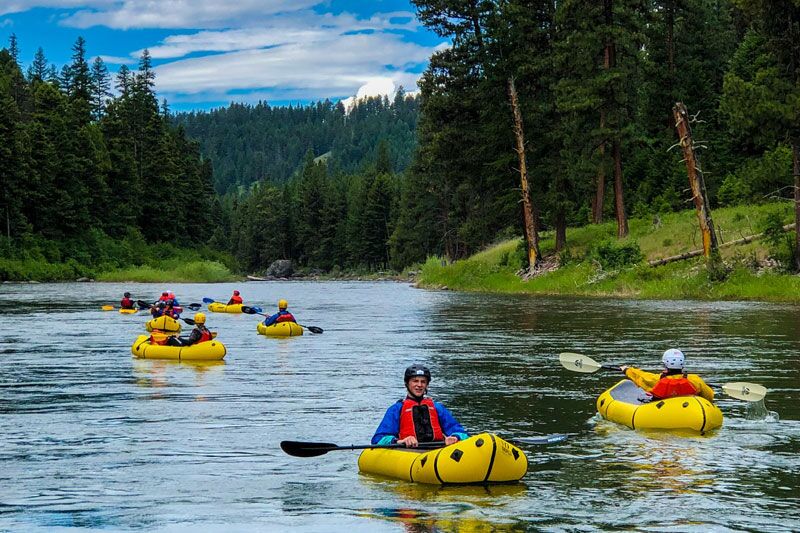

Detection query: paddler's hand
xmin=444 ymin=436 xmax=458 ymax=446
xmin=620 ymin=365 xmax=629 ymax=373
xmin=398 ymin=436 xmax=418 ymax=447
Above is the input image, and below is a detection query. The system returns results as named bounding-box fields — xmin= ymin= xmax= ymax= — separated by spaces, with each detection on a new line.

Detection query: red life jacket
xmin=275 ymin=311 xmax=296 ymax=323
xmin=196 ymin=327 xmax=213 ymax=343
xmin=399 ymin=397 xmax=444 ymax=442
xmin=229 ymin=295 xmax=243 ymax=304
xmin=650 ymin=375 xmax=698 ymax=399
xmin=120 ymin=297 xmax=134 ymax=309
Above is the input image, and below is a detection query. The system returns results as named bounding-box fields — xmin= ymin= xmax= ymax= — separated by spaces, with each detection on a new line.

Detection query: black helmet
xmin=124 ymin=292 xmax=131 ymax=298
xmin=404 ymin=364 xmax=432 ymax=384
xmin=157 ymin=301 xmax=166 ymax=308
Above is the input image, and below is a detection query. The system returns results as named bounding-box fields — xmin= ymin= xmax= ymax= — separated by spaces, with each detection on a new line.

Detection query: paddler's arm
xmin=435 ymin=403 xmax=468 ymax=445
xmin=689 ymin=374 xmax=715 ymax=402
xmin=619 ymin=366 xmax=661 ymax=392
xmin=372 ymin=402 xmax=402 ymax=445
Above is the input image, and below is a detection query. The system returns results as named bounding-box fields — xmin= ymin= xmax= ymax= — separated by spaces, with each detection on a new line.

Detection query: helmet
xmin=278 ymin=299 xmax=288 ymax=309
xmin=162 ymin=292 xmax=168 ymax=296
xmin=194 ymin=312 xmax=206 ymax=324
xmin=157 ymin=301 xmax=166 ymax=308
xmin=662 ymin=349 xmax=685 ymax=369
xmin=124 ymin=292 xmax=130 ymax=298
xmin=234 ymin=290 xmax=240 ymax=295
xmin=404 ymin=364 xmax=432 ymax=384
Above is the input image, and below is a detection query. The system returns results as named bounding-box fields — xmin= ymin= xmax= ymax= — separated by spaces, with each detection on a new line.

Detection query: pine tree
xmin=27 ymin=47 xmax=49 ymax=82
xmin=89 ymin=56 xmax=111 ymax=121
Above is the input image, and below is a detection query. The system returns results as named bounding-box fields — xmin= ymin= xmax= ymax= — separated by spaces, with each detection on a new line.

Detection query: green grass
xmin=97 ymin=260 xmax=238 ymax=283
xmin=418 ymin=202 xmax=800 ymax=302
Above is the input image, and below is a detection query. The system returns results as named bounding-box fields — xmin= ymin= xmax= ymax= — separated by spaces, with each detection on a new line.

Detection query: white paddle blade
xmin=559 ymin=352 xmax=602 ymax=373
xmin=722 ymin=382 xmax=768 ymax=402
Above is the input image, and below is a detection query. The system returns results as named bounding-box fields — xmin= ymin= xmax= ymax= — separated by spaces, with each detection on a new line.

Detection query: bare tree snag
xmin=507 ymin=77 xmax=540 ymax=270
xmin=673 ymin=102 xmax=717 ymax=257
xmin=793 ymin=141 xmax=800 ymax=271
xmin=613 ymin=139 xmax=629 ymax=237
xmin=593 ymin=112 xmax=606 ymax=224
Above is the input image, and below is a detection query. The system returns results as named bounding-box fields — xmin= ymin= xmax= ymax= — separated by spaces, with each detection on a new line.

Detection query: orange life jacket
xmin=196 ymin=327 xmax=213 ymax=343
xmin=398 ymin=397 xmax=444 ymax=442
xmin=650 ymin=375 xmax=698 ymax=399
xmin=229 ymin=295 xmax=243 ymax=304
xmin=275 ymin=311 xmax=296 ymax=323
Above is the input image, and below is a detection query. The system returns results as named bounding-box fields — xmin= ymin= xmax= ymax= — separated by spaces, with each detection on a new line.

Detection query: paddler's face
xmin=407 ymin=377 xmax=428 ymax=397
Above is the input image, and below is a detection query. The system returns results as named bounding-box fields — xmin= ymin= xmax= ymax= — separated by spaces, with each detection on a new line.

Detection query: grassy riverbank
xmin=3 ymin=230 xmax=238 ymax=282
xmin=418 ymin=202 xmax=800 ymax=302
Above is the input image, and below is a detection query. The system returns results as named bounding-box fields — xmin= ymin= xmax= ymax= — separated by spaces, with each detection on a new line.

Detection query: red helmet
xmin=233 ymin=290 xmax=240 ymax=295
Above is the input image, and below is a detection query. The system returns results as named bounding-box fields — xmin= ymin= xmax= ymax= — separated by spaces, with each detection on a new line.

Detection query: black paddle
xmin=280 ymin=433 xmax=568 ymax=458
xmin=137 ymin=299 xmax=202 ymax=312
xmin=242 ymin=305 xmax=324 ymax=334
xmin=281 ymin=440 xmax=445 ymax=457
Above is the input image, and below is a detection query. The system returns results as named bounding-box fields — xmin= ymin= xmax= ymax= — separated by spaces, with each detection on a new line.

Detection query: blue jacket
xmin=263 ymin=310 xmax=295 ymax=326
xmin=371 ymin=397 xmax=469 ymax=445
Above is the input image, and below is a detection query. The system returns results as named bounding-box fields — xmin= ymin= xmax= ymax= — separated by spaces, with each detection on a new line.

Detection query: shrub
xmin=717 ymin=173 xmax=752 ymax=206
xmin=591 ymin=239 xmax=644 ymax=270
xmin=760 ymin=210 xmax=795 ymax=271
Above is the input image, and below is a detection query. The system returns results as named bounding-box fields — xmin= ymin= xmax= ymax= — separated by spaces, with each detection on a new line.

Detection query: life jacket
xmin=398 ymin=397 xmax=444 ymax=442
xmin=158 ymin=294 xmax=170 ymax=302
xmin=196 ymin=326 xmax=213 ymax=343
xmin=229 ymin=295 xmax=243 ymax=304
xmin=120 ymin=297 xmax=134 ymax=309
xmin=149 ymin=333 xmax=169 ymax=345
xmin=275 ymin=311 xmax=296 ymax=323
xmin=650 ymin=374 xmax=698 ymax=399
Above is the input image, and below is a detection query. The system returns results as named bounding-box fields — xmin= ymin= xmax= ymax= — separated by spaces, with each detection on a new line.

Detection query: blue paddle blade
xmin=252 ymin=306 xmax=263 ymax=313
xmin=202 ymin=297 xmax=216 ymax=304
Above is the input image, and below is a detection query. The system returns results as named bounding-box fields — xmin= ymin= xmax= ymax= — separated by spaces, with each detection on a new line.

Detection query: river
xmin=0 ymin=282 xmax=798 ymax=532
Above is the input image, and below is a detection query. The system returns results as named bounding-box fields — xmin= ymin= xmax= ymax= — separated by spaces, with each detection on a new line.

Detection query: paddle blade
xmin=102 ymin=305 xmax=114 ymax=311
xmin=186 ymin=303 xmax=202 ymax=310
xmin=722 ymin=382 xmax=768 ymax=402
xmin=137 ymin=300 xmax=153 ymax=309
xmin=559 ymin=352 xmax=602 ymax=373
xmin=183 ymin=318 xmax=196 ymax=325
xmin=280 ymin=440 xmax=338 ymax=458
xmin=305 ymin=325 xmax=323 ymax=334
xmin=202 ymin=297 xmax=216 ymax=304
xmin=513 ymin=433 xmax=569 ymax=445
xmin=241 ymin=306 xmax=257 ymax=314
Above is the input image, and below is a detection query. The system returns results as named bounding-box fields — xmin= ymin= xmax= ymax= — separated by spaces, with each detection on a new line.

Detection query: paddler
xmin=620 ymin=349 xmax=715 ymax=402
xmin=262 ymin=299 xmax=296 ymax=326
xmin=120 ymin=292 xmax=135 ymax=310
xmin=167 ymin=313 xmax=213 ymax=346
xmin=371 ymin=364 xmax=468 ymax=447
xmin=227 ymin=290 xmax=243 ymax=305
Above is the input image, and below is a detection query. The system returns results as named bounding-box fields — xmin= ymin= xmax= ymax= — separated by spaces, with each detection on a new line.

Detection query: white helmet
xmin=662 ymin=349 xmax=685 ymax=370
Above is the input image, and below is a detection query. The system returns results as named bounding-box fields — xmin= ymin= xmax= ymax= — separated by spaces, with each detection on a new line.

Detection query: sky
xmin=0 ymin=0 xmax=446 ymax=111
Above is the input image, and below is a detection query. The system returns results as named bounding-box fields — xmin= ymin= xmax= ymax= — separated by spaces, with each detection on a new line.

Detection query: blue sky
xmin=0 ymin=1 xmax=446 ymax=111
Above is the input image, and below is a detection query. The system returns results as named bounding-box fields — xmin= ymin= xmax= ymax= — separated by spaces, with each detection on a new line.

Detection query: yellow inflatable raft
xmin=257 ymin=321 xmax=303 ymax=337
xmin=131 ymin=335 xmax=226 ymax=361
xmin=119 ymin=308 xmax=138 ymax=314
xmin=207 ymin=302 xmax=244 ymax=314
xmin=358 ymin=433 xmax=527 ymax=484
xmin=145 ymin=315 xmax=182 ymax=333
xmin=597 ymin=379 xmax=723 ymax=434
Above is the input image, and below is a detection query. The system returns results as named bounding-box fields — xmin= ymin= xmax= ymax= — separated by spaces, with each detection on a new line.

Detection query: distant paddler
xmin=227 ymin=290 xmax=243 ymax=305
xmin=619 ymin=349 xmax=714 ymax=402
xmin=262 ymin=299 xmax=297 ymax=327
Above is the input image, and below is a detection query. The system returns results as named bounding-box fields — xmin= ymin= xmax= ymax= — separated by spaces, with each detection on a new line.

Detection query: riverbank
xmin=417 ymin=202 xmax=800 ymax=302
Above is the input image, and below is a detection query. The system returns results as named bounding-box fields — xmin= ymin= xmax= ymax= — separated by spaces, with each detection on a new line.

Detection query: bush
xmin=591 ymin=239 xmax=644 ymax=270
xmin=760 ymin=210 xmax=795 ymax=271
xmin=717 ymin=173 xmax=752 ymax=207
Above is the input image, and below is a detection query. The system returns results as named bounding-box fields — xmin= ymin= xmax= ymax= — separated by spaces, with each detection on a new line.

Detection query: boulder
xmin=266 ymin=259 xmax=294 ymax=278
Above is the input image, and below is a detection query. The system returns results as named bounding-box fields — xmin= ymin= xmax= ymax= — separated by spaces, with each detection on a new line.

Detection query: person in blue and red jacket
xmin=371 ymin=364 xmax=468 ymax=447
xmin=263 ymin=299 xmax=296 ymax=326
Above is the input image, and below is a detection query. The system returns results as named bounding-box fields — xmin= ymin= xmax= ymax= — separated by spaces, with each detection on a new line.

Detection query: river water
xmin=0 ymin=282 xmax=798 ymax=532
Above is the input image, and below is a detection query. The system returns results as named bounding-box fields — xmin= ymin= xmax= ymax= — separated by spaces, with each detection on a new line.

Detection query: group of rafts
xmin=120 ymin=304 xmax=769 ymax=486
xmin=284 ymin=351 xmax=768 ymax=486
xmin=125 ymin=298 xmax=305 ymax=363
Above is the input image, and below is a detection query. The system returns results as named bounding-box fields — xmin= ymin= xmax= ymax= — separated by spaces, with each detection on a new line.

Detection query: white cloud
xmin=153 ymin=32 xmax=431 ymax=102
xmin=0 ymin=0 xmax=113 ymax=17
xmin=97 ymin=54 xmax=136 ymax=64
xmin=62 ymin=0 xmax=319 ymax=29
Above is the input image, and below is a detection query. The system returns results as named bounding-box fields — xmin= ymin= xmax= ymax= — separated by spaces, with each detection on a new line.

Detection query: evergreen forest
xmin=1 ymin=0 xmax=799 ymax=281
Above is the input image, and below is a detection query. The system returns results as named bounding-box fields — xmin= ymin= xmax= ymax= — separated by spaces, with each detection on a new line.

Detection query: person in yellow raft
xmin=166 ymin=313 xmax=213 ymax=347
xmin=620 ymin=349 xmax=714 ymax=401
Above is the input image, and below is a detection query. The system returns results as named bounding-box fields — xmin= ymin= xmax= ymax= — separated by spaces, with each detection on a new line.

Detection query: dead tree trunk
xmin=508 ymin=77 xmax=540 ymax=270
xmin=593 ymin=112 xmax=606 ymax=224
xmin=794 ymin=141 xmax=800 ymax=271
xmin=612 ymin=139 xmax=629 ymax=237
xmin=673 ymin=102 xmax=718 ymax=257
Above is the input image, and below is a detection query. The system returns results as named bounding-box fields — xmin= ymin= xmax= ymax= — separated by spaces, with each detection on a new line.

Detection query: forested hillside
xmin=2 ymin=0 xmax=798 ymax=282
xmin=174 ymin=93 xmax=419 ymax=194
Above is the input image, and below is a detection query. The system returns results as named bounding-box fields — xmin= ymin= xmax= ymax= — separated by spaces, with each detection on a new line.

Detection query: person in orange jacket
xmin=227 ymin=290 xmax=243 ymax=305
xmin=620 ymin=349 xmax=714 ymax=402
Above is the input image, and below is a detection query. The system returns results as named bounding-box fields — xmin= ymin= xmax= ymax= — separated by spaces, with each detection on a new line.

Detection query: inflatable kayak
xmin=257 ymin=321 xmax=303 ymax=337
xmin=145 ymin=316 xmax=182 ymax=333
xmin=208 ymin=302 xmax=244 ymax=314
xmin=358 ymin=433 xmax=527 ymax=484
xmin=119 ymin=308 xmax=138 ymax=314
xmin=131 ymin=335 xmax=226 ymax=361
xmin=597 ymin=379 xmax=723 ymax=434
